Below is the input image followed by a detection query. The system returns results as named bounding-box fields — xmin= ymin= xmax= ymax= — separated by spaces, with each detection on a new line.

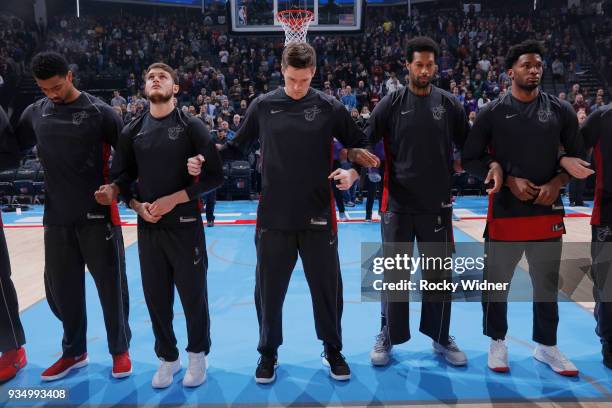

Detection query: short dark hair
xmin=145 ymin=62 xmax=179 ymax=84
xmin=405 ymin=36 xmax=440 ymax=63
xmin=505 ymin=40 xmax=546 ymax=70
xmin=31 ymin=52 xmax=69 ymax=80
xmin=281 ymin=42 xmax=316 ymax=69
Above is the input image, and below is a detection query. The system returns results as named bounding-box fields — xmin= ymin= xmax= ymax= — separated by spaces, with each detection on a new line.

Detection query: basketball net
xmin=277 ymin=9 xmax=314 ymax=45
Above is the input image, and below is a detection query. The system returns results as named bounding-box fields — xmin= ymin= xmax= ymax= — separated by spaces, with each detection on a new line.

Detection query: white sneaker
xmin=488 ymin=339 xmax=509 ymax=373
xmin=370 ymin=327 xmax=392 ymax=366
xmin=533 ymin=344 xmax=579 ymax=377
xmin=182 ymin=352 xmax=207 ymax=387
xmin=433 ymin=336 xmax=467 ymax=366
xmin=152 ymin=358 xmax=181 ymax=389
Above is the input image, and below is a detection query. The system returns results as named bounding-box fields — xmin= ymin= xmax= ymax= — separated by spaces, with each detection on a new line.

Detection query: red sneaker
xmin=41 ymin=353 xmax=88 ymax=381
xmin=112 ymin=352 xmax=132 ymax=378
xmin=0 ymin=347 xmax=27 ymax=383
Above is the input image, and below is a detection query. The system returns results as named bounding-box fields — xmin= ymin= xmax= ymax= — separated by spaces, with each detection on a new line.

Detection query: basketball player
xmin=0 ymin=106 xmax=27 ymax=383
xmin=189 ymin=42 xmax=379 ymax=384
xmin=365 ymin=37 xmax=469 ymax=367
xmin=14 ymin=52 xmax=132 ymax=381
xmin=462 ymin=40 xmax=586 ymax=376
xmin=580 ymin=104 xmax=612 ymax=369
xmin=95 ymin=62 xmax=224 ymax=388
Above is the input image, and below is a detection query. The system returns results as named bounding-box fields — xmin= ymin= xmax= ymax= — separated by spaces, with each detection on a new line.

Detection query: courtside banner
xmin=360 ymin=242 xmax=612 ymax=303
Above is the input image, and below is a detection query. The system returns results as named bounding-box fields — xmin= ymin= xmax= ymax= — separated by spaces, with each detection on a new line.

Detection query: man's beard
xmin=411 ymin=75 xmax=431 ymax=89
xmin=515 ymin=79 xmax=540 ymax=92
xmin=148 ymin=89 xmax=173 ymax=104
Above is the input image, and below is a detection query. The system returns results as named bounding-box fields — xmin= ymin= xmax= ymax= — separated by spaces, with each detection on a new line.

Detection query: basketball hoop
xmin=277 ymin=9 xmax=314 ymax=45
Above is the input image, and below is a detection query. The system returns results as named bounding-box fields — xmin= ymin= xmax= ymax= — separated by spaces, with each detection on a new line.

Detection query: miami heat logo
xmin=304 ymin=105 xmax=321 ymax=122
xmin=168 ymin=126 xmax=184 ymax=140
xmin=596 ymin=226 xmax=611 ymax=242
xmin=538 ymin=109 xmax=552 ymax=123
xmin=72 ymin=111 xmax=89 ymax=125
xmin=431 ymin=105 xmax=446 ymax=121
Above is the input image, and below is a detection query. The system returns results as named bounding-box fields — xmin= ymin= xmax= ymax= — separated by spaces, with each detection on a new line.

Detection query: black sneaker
xmin=322 ymin=346 xmax=351 ymax=381
xmin=207 ymin=220 xmax=214 ymax=227
xmin=603 ymin=343 xmax=612 ymax=370
xmin=255 ymin=354 xmax=277 ymax=384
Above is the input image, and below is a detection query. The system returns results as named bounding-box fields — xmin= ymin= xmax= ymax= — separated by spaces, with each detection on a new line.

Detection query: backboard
xmin=227 ymin=0 xmax=365 ymax=34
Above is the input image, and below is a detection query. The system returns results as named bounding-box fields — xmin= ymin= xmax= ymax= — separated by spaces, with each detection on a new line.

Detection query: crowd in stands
xmin=40 ymin=5 xmax=604 ymax=126
xmin=0 ymin=14 xmax=37 ymax=107
xmin=579 ymin=2 xmax=612 ymax=85
xmin=2 ymin=3 xmax=609 ymax=207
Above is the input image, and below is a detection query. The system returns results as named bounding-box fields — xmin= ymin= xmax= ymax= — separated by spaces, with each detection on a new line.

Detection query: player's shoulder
xmin=433 ymin=86 xmax=464 ymax=110
xmin=26 ymin=97 xmax=49 ymax=114
xmin=82 ymin=91 xmax=109 ymax=108
xmin=388 ymin=87 xmax=407 ymax=106
xmin=374 ymin=87 xmax=405 ymax=112
xmin=81 ymin=92 xmax=118 ymax=118
xmin=433 ymin=86 xmax=455 ymax=102
xmin=591 ymin=103 xmax=612 ymax=119
xmin=123 ymin=111 xmax=147 ymax=135
xmin=539 ymin=91 xmax=573 ymax=116
xmin=311 ymin=88 xmax=342 ymax=108
xmin=254 ymin=87 xmax=284 ymax=106
xmin=183 ymin=111 xmax=209 ymax=132
xmin=479 ymin=91 xmax=509 ymax=116
xmin=585 ymin=103 xmax=612 ymax=126
xmin=599 ymin=104 xmax=612 ymax=118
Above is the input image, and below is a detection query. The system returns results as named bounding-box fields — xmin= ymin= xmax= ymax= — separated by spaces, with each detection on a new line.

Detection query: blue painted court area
xmin=0 ymin=195 xmax=594 ymax=226
xmin=1 ymin=199 xmax=610 ymax=406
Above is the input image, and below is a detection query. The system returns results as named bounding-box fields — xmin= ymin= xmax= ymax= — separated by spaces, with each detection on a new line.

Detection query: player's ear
xmin=66 ymin=70 xmax=73 ymax=84
xmin=507 ymin=68 xmax=514 ymax=80
xmin=310 ymin=66 xmax=316 ymax=77
xmin=173 ymin=84 xmax=180 ymax=95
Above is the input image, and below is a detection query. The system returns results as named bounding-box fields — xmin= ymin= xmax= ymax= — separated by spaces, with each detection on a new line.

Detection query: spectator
xmin=568 ymin=83 xmax=581 ymax=103
xmin=477 ymin=91 xmax=491 ymax=110
xmin=351 ymin=108 xmax=365 ymax=128
xmin=355 ymin=80 xmax=370 ymax=110
xmin=463 ymin=90 xmax=478 ymax=113
xmin=112 ymin=105 xmax=123 ymax=120
xmin=590 ymin=94 xmax=606 ymax=112
xmin=124 ymin=103 xmax=138 ymax=123
xmin=236 ymin=99 xmax=248 ymax=117
xmin=341 ymin=86 xmax=357 ymax=111
xmin=111 ymin=90 xmax=126 ymax=108
xmin=360 ymin=105 xmax=371 ymax=120
xmin=369 ymin=77 xmax=384 ymax=107
xmin=246 ymin=85 xmax=257 ymax=104
xmin=322 ymin=80 xmax=334 ymax=97
xmin=595 ymin=88 xmax=607 ymax=104
xmin=385 ymin=72 xmax=403 ymax=94
xmin=219 ymin=99 xmax=235 ymax=122
xmin=230 ymin=114 xmax=241 ymax=132
xmin=552 ymin=57 xmax=565 ymax=82
xmin=220 ymin=121 xmax=235 ymax=140
xmin=468 ymin=110 xmax=477 ymax=127
xmin=478 ymin=54 xmax=491 ymax=73
xmin=202 ymin=97 xmax=216 ymax=118
xmin=452 ymin=86 xmax=465 ymax=104
xmin=573 ymin=93 xmax=589 ymax=113
xmin=229 ymin=78 xmax=242 ymax=107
